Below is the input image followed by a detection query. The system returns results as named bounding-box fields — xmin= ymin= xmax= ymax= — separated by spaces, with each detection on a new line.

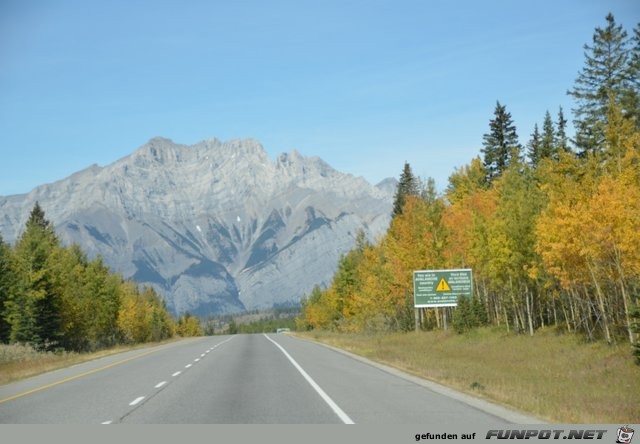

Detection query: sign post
xmin=413 ymin=269 xmax=473 ymax=331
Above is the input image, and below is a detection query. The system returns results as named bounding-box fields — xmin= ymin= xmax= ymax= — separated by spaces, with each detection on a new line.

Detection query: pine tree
xmin=48 ymin=244 xmax=91 ymax=350
xmin=354 ymin=228 xmax=369 ymax=253
xmin=556 ymin=106 xmax=569 ymax=153
xmin=621 ymin=24 xmax=640 ymax=129
xmin=6 ymin=202 xmax=62 ymax=348
xmin=568 ymin=13 xmax=632 ymax=154
xmin=482 ymin=101 xmax=522 ymax=182
xmin=541 ymin=110 xmax=556 ymax=160
xmin=84 ymin=256 xmax=121 ymax=348
xmin=392 ymin=162 xmax=419 ymax=217
xmin=0 ymin=235 xmax=12 ymax=342
xmin=632 ymin=302 xmax=640 ymax=364
xmin=527 ymin=123 xmax=542 ymax=167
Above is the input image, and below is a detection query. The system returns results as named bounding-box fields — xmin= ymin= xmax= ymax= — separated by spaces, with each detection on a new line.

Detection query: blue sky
xmin=1 ymin=0 xmax=639 ymax=196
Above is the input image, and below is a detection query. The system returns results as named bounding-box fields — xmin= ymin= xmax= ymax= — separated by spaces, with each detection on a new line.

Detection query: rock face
xmin=0 ymin=138 xmax=394 ymax=316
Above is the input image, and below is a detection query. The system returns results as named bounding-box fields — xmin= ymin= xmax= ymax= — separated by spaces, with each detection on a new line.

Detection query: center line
xmin=263 ymin=334 xmax=355 ymax=424
xmin=101 ymin=421 xmax=112 ymax=425
xmin=201 ymin=353 xmax=205 ymax=357
xmin=172 ymin=371 xmax=181 ymax=377
xmin=129 ymin=396 xmax=145 ymax=406
xmin=185 ymin=364 xmax=192 ymax=368
xmin=194 ymin=358 xmax=200 ymax=362
xmin=155 ymin=381 xmax=167 ymax=388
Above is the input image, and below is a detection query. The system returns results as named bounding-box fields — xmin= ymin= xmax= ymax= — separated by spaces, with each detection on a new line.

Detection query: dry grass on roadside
xmin=0 ymin=343 xmax=80 ymax=386
xmin=297 ymin=327 xmax=639 ymax=423
xmin=0 ymin=338 xmax=184 ymax=386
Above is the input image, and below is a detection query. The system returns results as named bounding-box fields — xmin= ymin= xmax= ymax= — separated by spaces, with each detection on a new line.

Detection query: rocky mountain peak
xmin=0 ymin=137 xmax=394 ymax=316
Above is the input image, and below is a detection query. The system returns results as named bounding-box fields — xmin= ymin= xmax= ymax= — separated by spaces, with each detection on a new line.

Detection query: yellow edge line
xmin=0 ymin=347 xmax=164 ymax=405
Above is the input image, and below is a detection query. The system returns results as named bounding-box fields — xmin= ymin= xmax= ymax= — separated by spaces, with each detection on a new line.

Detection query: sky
xmin=1 ymin=0 xmax=639 ymax=196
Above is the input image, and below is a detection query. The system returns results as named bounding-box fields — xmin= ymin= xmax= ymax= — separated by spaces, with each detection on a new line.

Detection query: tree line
xmin=0 ymin=203 xmax=203 ymax=352
xmin=297 ymin=14 xmax=640 ymax=358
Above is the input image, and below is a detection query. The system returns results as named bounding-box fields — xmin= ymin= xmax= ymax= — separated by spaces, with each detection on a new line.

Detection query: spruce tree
xmin=541 ymin=110 xmax=556 ymax=160
xmin=568 ymin=13 xmax=632 ymax=154
xmin=527 ymin=123 xmax=542 ymax=167
xmin=7 ymin=202 xmax=62 ymax=348
xmin=0 ymin=235 xmax=12 ymax=342
xmin=392 ymin=162 xmax=418 ymax=217
xmin=556 ymin=106 xmax=569 ymax=153
xmin=622 ymin=23 xmax=640 ymax=129
xmin=481 ymin=101 xmax=522 ymax=182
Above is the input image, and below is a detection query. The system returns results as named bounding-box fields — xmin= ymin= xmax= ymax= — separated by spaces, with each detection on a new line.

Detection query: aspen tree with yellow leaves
xmin=299 ymin=15 xmax=640 ymax=360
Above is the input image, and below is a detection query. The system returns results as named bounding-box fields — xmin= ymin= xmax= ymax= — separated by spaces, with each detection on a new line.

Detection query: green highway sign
xmin=413 ymin=269 xmax=473 ymax=307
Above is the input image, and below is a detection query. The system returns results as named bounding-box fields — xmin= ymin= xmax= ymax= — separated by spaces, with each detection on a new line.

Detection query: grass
xmin=296 ymin=327 xmax=640 ymax=423
xmin=0 ymin=338 xmax=183 ymax=386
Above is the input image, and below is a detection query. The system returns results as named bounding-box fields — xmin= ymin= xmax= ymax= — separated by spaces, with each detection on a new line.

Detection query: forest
xmin=297 ymin=14 xmax=640 ymax=359
xmin=0 ymin=203 xmax=203 ymax=352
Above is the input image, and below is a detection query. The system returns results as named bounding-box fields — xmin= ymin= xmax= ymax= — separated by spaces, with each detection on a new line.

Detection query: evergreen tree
xmin=84 ymin=256 xmax=121 ymax=347
xmin=354 ymin=228 xmax=369 ymax=253
xmin=630 ymin=24 xmax=640 ymax=87
xmin=6 ymin=202 xmax=62 ymax=348
xmin=226 ymin=318 xmax=238 ymax=335
xmin=527 ymin=123 xmax=542 ymax=167
xmin=622 ymin=24 xmax=640 ymax=129
xmin=568 ymin=13 xmax=632 ymax=154
xmin=48 ymin=244 xmax=91 ymax=350
xmin=0 ymin=235 xmax=12 ymax=342
xmin=632 ymin=302 xmax=640 ymax=365
xmin=541 ymin=110 xmax=556 ymax=160
xmin=481 ymin=101 xmax=522 ymax=182
xmin=452 ymin=295 xmax=488 ymax=333
xmin=555 ymin=106 xmax=569 ymax=153
xmin=392 ymin=162 xmax=419 ymax=217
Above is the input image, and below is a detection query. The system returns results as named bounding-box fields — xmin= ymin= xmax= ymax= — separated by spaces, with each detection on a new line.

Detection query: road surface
xmin=0 ymin=333 xmax=541 ymax=424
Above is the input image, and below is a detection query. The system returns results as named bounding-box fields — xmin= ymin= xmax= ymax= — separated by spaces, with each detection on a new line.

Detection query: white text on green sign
xmin=413 ymin=269 xmax=473 ymax=307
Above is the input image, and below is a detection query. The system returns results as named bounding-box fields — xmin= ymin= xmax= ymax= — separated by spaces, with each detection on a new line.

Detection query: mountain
xmin=0 ymin=138 xmax=393 ymax=316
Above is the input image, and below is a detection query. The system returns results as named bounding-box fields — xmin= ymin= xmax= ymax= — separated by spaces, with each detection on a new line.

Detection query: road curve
xmin=0 ymin=333 xmax=540 ymax=424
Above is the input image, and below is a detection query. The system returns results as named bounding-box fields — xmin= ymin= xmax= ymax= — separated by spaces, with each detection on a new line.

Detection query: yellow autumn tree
xmin=536 ymin=102 xmax=640 ymax=343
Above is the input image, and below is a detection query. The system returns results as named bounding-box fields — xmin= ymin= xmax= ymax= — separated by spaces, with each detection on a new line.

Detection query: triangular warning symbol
xmin=436 ymin=277 xmax=451 ymax=292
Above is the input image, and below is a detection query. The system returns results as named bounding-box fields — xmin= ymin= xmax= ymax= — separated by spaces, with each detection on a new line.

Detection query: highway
xmin=0 ymin=334 xmax=542 ymax=424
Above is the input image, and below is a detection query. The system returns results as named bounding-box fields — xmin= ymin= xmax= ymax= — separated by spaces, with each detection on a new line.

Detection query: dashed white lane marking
xmin=101 ymin=338 xmax=236 ymax=424
xmin=263 ymin=334 xmax=355 ymax=424
xmin=129 ymin=396 xmax=145 ymax=406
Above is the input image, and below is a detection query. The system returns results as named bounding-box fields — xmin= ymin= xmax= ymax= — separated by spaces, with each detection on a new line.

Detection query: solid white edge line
xmin=262 ymin=333 xmax=354 ymax=424
xmin=155 ymin=381 xmax=167 ymax=388
xmin=129 ymin=396 xmax=145 ymax=406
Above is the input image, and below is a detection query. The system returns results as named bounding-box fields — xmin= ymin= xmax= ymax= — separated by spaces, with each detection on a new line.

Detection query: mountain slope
xmin=0 ymin=138 xmax=393 ymax=315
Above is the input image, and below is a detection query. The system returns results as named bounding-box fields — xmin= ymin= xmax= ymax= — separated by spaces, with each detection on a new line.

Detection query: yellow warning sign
xmin=436 ymin=277 xmax=451 ymax=292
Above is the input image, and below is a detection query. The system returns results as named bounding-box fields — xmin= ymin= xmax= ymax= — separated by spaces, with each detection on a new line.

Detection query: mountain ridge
xmin=0 ymin=137 xmax=394 ymax=315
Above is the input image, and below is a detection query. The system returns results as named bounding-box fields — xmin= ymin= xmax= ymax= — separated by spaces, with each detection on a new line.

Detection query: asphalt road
xmin=0 ymin=333 xmax=542 ymax=424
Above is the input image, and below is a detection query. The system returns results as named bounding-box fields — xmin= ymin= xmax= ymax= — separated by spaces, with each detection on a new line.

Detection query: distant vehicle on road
xmin=276 ymin=328 xmax=290 ymax=333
